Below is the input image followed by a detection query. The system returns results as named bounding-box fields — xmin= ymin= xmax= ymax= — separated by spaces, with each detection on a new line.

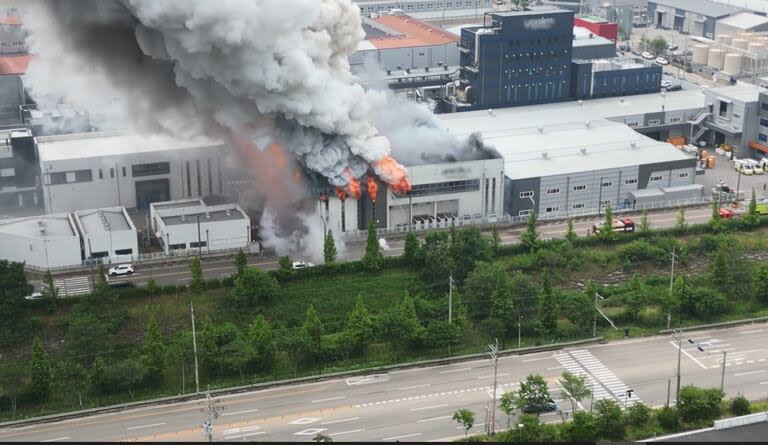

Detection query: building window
xmin=627 ymin=122 xmax=639 ymax=127
xmin=48 ymin=170 xmax=92 ymax=184
xmin=190 ymin=241 xmax=207 ymax=248
xmin=601 ymin=181 xmax=613 ymax=188
xmin=650 ymin=175 xmax=663 ymax=182
xmin=719 ymin=100 xmax=728 ymax=117
xmin=647 ymin=119 xmax=661 ymax=126
xmin=761 ymin=118 xmax=768 ymax=128
xmin=545 ymin=206 xmax=559 ymax=213
xmin=600 ymin=200 xmax=611 ymax=207
xmin=186 ymin=161 xmax=192 ymax=198
xmin=196 ymin=160 xmax=202 ymax=197
xmin=519 ymin=190 xmax=534 ymax=198
xmin=110 ymin=168 xmax=115 ymax=179
xmin=519 ymin=209 xmax=532 ymax=217
xmin=122 ymin=166 xmax=127 ymax=177
xmin=679 ymin=172 xmax=689 ymax=178
xmin=397 ymin=179 xmax=481 ymax=198
xmin=572 ymin=203 xmax=585 ymax=209
xmin=669 ymin=117 xmax=681 ymax=123
xmin=169 ymin=243 xmax=187 ymax=250
xmin=546 ymin=187 xmax=560 ymax=194
xmin=207 ymin=159 xmax=213 ymax=196
xmin=762 ymin=102 xmax=768 ymax=112
xmin=115 ymin=248 xmax=133 ymax=255
xmin=625 ymin=178 xmax=638 ymax=185
xmin=573 ymin=185 xmax=587 ymax=191
xmin=132 ymin=162 xmax=171 ymax=177
xmin=760 ymin=133 xmax=768 ymax=143
xmin=75 ymin=170 xmax=93 ymax=183
xmin=98 ymin=169 xmax=103 ymax=180
xmin=0 ymin=168 xmax=14 ymax=177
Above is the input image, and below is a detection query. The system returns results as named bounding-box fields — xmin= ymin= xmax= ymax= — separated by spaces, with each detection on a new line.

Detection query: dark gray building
xmin=0 ymin=128 xmax=42 ymax=215
xmin=647 ymin=0 xmax=739 ymax=38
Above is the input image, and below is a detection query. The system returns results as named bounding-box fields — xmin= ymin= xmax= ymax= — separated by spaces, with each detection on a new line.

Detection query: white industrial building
xmin=73 ymin=206 xmax=138 ymax=263
xmin=151 ymin=200 xmax=250 ymax=254
xmin=37 ymin=131 xmax=228 ymax=214
xmin=0 ymin=212 xmax=81 ymax=269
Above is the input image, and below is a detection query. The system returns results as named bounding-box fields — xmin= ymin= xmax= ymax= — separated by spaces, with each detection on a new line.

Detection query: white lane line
xmin=410 ymin=404 xmax=449 ymax=412
xmin=671 ymin=341 xmax=707 ymax=370
xmin=418 ymin=415 xmax=453 ymax=423
xmin=312 ymin=396 xmax=346 ymax=403
xmin=739 ymin=329 xmax=764 ymax=335
xmin=760 ymin=381 xmax=768 ymax=385
xmin=177 ymin=277 xmax=191 ymax=282
xmin=330 ymin=429 xmax=365 ymax=437
xmin=547 ymin=366 xmax=564 ymax=370
xmin=734 ymin=370 xmax=766 ymax=377
xmin=321 ymin=417 xmax=360 ymax=425
xmin=224 ymin=426 xmax=261 ymax=434
xmin=478 ymin=373 xmax=510 ymax=379
xmin=222 ymin=408 xmax=259 ymax=416
xmin=384 ymin=433 xmax=422 ymax=441
xmin=399 ymin=384 xmax=430 ymax=390
xmin=126 ymin=422 xmax=166 ymax=430
xmin=225 ymin=431 xmax=266 ymax=439
xmin=439 ymin=367 xmax=472 ymax=374
xmin=42 ymin=438 xmax=70 ymax=442
xmin=522 ymin=356 xmax=553 ymax=363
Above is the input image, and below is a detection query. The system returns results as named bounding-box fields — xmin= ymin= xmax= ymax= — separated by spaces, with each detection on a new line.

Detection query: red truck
xmin=592 ymin=218 xmax=635 ymax=234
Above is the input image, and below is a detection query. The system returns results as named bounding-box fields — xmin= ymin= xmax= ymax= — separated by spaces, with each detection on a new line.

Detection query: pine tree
xmin=449 ymin=221 xmax=457 ymax=244
xmin=403 ymin=232 xmax=420 ymax=264
xmin=521 ymin=211 xmax=539 ymax=250
xmin=536 ymin=271 xmax=558 ymax=338
xmin=323 ymin=229 xmax=337 ymax=264
xmin=29 ymin=337 xmax=52 ymax=401
xmin=41 ymin=270 xmax=58 ymax=301
xmin=564 ymin=219 xmax=577 ymax=242
xmin=90 ymin=356 xmax=107 ymax=403
xmin=249 ymin=315 xmax=276 ymax=371
xmin=710 ymin=198 xmax=725 ymax=232
xmin=639 ymin=210 xmax=651 ymax=235
xmin=347 ymin=296 xmax=374 ymax=352
xmin=234 ymin=250 xmax=248 ymax=278
xmin=362 ymin=222 xmax=382 ymax=271
xmin=490 ymin=225 xmax=501 ymax=254
xmin=302 ymin=305 xmax=324 ymax=374
xmin=600 ymin=206 xmax=616 ymax=241
xmin=189 ymin=257 xmax=205 ymax=295
xmin=675 ymin=206 xmax=687 ymax=232
xmin=744 ymin=189 xmax=760 ymax=227
xmin=142 ymin=317 xmax=167 ymax=384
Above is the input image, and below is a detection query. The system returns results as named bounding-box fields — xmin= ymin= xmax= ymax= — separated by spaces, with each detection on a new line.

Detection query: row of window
xmin=520 ymin=173 xmax=689 ymax=199
xmin=46 ymin=162 xmax=175 ymax=186
xmin=360 ymin=0 xmax=490 ymax=13
xmin=398 ymin=179 xmax=481 ymax=198
xmin=625 ymin=116 xmax=681 ymax=127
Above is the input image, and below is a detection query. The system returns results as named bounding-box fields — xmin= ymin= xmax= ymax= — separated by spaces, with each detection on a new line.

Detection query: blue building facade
xmin=459 ymin=8 xmax=575 ymax=108
xmin=591 ymin=65 xmax=662 ymax=98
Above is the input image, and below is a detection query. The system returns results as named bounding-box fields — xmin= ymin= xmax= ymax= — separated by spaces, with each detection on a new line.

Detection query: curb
xmin=0 ymin=337 xmax=602 ymax=428
xmin=659 ymin=316 xmax=768 ymax=334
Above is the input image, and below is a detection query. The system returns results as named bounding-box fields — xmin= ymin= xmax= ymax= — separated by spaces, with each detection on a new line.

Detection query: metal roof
xmin=74 ymin=207 xmax=134 ymax=234
xmin=649 ymin=0 xmax=740 ymax=18
xmin=158 ymin=204 xmax=247 ymax=226
xmin=705 ymin=83 xmax=766 ymax=103
xmin=717 ymin=11 xmax=768 ymax=30
xmin=0 ymin=213 xmax=77 ymax=239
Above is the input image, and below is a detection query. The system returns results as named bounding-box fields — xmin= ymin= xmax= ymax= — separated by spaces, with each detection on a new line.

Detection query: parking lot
xmin=697 ymin=149 xmax=768 ymax=201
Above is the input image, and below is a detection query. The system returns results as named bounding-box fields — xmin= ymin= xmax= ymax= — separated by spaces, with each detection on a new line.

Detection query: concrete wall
xmin=351 ymin=42 xmax=459 ymax=72
xmin=157 ymin=217 xmax=249 ymax=254
xmin=0 ymin=216 xmax=82 ymax=268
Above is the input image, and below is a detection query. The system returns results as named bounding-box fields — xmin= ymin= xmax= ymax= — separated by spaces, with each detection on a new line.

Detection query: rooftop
xmin=0 ymin=54 xmax=32 ymax=75
xmin=158 ymin=204 xmax=247 ymax=226
xmin=37 ymin=132 xmax=223 ymax=162
xmin=150 ymin=198 xmax=206 ymax=212
xmin=491 ymin=5 xmax=571 ymax=17
xmin=649 ymin=0 xmax=740 ymax=18
xmin=361 ymin=13 xmax=459 ymax=50
xmin=706 ymin=82 xmax=766 ymax=103
xmin=573 ymin=26 xmax=614 ymax=47
xmin=74 ymin=207 xmax=134 ymax=234
xmin=0 ymin=213 xmax=77 ymax=239
xmin=717 ymin=11 xmax=768 ymax=30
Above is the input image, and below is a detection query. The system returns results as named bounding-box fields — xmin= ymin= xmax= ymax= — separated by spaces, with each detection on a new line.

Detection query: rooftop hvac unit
xmin=630 ymin=142 xmax=637 ymax=149
xmin=537 ymin=125 xmax=544 ymax=133
xmin=580 ymin=147 xmax=588 ymax=155
xmin=585 ymin=120 xmax=591 ymax=128
xmin=205 ymin=212 xmax=211 ymax=219
xmin=541 ymin=152 xmax=549 ymax=159
xmin=226 ymin=209 xmax=232 ymax=216
xmin=180 ymin=214 xmax=187 ymax=222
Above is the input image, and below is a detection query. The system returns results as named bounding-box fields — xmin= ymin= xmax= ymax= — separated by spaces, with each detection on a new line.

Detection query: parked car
xmin=667 ymin=44 xmax=679 ymax=51
xmin=522 ymin=399 xmax=558 ymax=414
xmin=633 ymin=21 xmax=647 ymax=28
xmin=618 ymin=42 xmax=632 ymax=52
xmin=24 ymin=292 xmax=43 ymax=301
xmin=664 ymin=83 xmax=682 ymax=91
xmin=655 ymin=57 xmax=669 ymax=65
xmin=291 ymin=261 xmax=315 ymax=270
xmin=108 ymin=264 xmax=134 ymax=276
xmin=641 ymin=51 xmax=655 ymax=60
xmin=661 ymin=80 xmax=672 ymax=89
xmin=109 ymin=281 xmax=136 ymax=289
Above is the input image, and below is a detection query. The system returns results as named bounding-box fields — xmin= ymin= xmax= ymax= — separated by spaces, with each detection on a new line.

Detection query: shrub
xmin=595 ymin=398 xmax=625 ymax=441
xmin=690 ymin=287 xmax=729 ymax=320
xmin=656 ymin=406 xmax=680 ymax=431
xmin=677 ymin=385 xmax=724 ymax=424
xmin=617 ymin=239 xmax=664 ymax=266
xmin=626 ymin=402 xmax=652 ymax=428
xmin=729 ymin=395 xmax=751 ymax=416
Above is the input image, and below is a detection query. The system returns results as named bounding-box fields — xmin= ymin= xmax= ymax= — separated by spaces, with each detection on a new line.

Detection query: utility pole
xmin=191 ymin=301 xmax=200 ymax=394
xmin=593 ymin=292 xmax=598 ymax=337
xmin=197 ymin=215 xmax=202 ymax=257
xmin=448 ymin=271 xmax=454 ymax=355
xmin=518 ymin=314 xmax=522 ymax=348
xmin=667 ymin=247 xmax=677 ymax=329
xmin=675 ymin=328 xmax=683 ymax=406
xmin=720 ymin=350 xmax=727 ymax=393
xmin=488 ymin=338 xmax=500 ymax=435
xmin=200 ymin=392 xmax=223 ymax=442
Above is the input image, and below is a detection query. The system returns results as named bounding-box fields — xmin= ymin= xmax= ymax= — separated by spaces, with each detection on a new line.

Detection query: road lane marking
xmin=177 ymin=277 xmax=191 ymax=282
xmin=418 ymin=415 xmax=453 ymax=423
xmin=42 ymin=438 xmax=70 ymax=442
xmin=384 ymin=433 xmax=422 ymax=441
xmin=320 ymin=417 xmax=360 ymax=425
xmin=739 ymin=329 xmax=764 ymax=335
xmin=312 ymin=396 xmax=346 ymax=403
xmin=478 ymin=373 xmax=510 ymax=379
xmin=439 ymin=367 xmax=471 ymax=374
xmin=289 ymin=417 xmax=322 ymax=425
xmin=522 ymin=356 xmax=553 ymax=362
xmin=760 ymin=381 xmax=768 ymax=385
xmin=126 ymin=422 xmax=166 ymax=430
xmin=225 ymin=431 xmax=266 ymax=440
xmin=671 ymin=341 xmax=707 ymax=369
xmin=410 ymin=404 xmax=448 ymax=412
xmin=399 ymin=384 xmax=430 ymax=390
xmin=547 ymin=366 xmax=564 ymax=370
xmin=294 ymin=428 xmax=327 ymax=436
xmin=222 ymin=408 xmax=259 ymax=416
xmin=329 ymin=429 xmax=365 ymax=437
xmin=734 ymin=370 xmax=766 ymax=377
xmin=224 ymin=426 xmax=261 ymax=434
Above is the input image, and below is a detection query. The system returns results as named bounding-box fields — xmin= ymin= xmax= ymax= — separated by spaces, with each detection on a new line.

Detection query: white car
xmin=641 ymin=51 xmax=654 ymax=60
xmin=655 ymin=57 xmax=669 ymax=65
xmin=661 ymin=80 xmax=672 ymax=89
xmin=108 ymin=264 xmax=135 ymax=276
xmin=24 ymin=292 xmax=43 ymax=301
xmin=291 ymin=261 xmax=315 ymax=270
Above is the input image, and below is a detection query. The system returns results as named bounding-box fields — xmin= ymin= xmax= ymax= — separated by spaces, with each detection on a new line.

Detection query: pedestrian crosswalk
xmin=53 ymin=275 xmax=92 ymax=297
xmin=554 ymin=349 xmax=642 ymax=409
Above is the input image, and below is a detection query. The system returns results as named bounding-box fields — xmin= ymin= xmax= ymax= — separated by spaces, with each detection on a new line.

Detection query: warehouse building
xmin=37 ymin=131 xmax=228 ymax=214
xmin=647 ymin=0 xmax=739 ymax=38
xmin=150 ymin=200 xmax=250 ymax=255
xmin=715 ymin=12 xmax=768 ymax=37
xmin=701 ymin=84 xmax=765 ymax=159
xmin=0 ymin=128 xmax=41 ymax=216
xmin=0 ymin=212 xmax=81 ymax=269
xmin=73 ymin=206 xmax=138 ymax=263
xmin=354 ymin=0 xmax=493 ymax=21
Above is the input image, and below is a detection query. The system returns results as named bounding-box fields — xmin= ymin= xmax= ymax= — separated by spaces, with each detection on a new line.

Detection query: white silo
xmin=732 ymin=38 xmax=749 ymax=49
xmin=708 ymin=48 xmax=725 ymax=70
xmin=758 ymin=36 xmax=768 ymax=46
xmin=748 ymin=42 xmax=766 ymax=54
xmin=693 ymin=44 xmax=710 ymax=65
xmin=719 ymin=34 xmax=733 ymax=45
xmin=723 ymin=53 xmax=743 ymax=76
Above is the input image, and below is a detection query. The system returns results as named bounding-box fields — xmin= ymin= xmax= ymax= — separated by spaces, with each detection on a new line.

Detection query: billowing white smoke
xmin=260 ymin=207 xmax=347 ymax=264
xmin=23 ymin=0 xmax=406 ymax=189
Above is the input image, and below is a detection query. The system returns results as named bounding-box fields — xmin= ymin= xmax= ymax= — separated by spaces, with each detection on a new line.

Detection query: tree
xmin=189 ymin=257 xmax=205 ymax=295
xmin=536 ymin=271 xmax=558 ymax=338
xmin=563 ymin=291 xmax=593 ymax=336
xmin=229 ymin=267 xmax=279 ymax=307
xmin=663 ymin=276 xmax=686 ymax=323
xmin=452 ymin=408 xmax=475 ymax=438
xmin=600 ymin=206 xmax=616 ymax=241
xmin=403 ymin=232 xmax=421 ymax=265
xmin=301 ymin=305 xmax=324 ymax=374
xmin=710 ymin=198 xmax=726 ymax=232
xmin=595 ymin=398 xmax=624 ymax=440
xmin=41 ymin=270 xmax=59 ymax=302
xmin=490 ymin=285 xmax=517 ymax=335
xmin=29 ymin=337 xmax=52 ymax=401
xmin=450 ymin=228 xmax=492 ymax=282
xmin=463 ymin=262 xmax=509 ymax=319
xmin=420 ymin=231 xmax=454 ymax=291
xmin=0 ymin=260 xmax=34 ymax=347
xmin=560 ymin=371 xmax=591 ymax=413
xmin=362 ymin=222 xmax=382 ymax=271
xmin=708 ymin=243 xmax=751 ymax=300
xmin=278 ymin=255 xmax=293 ymax=274
xmin=378 ymin=295 xmax=423 ymax=358
xmin=517 ymin=374 xmax=551 ymax=413
xmin=753 ymin=263 xmax=768 ymax=304
xmin=651 ymin=36 xmax=668 ymax=55
xmin=521 ymin=211 xmax=539 ymax=250
xmin=490 ymin=225 xmax=501 ymax=254
xmin=626 ymin=402 xmax=652 ymax=428
xmin=730 ymin=394 xmax=751 ymax=416
xmin=675 ymin=206 xmax=687 ymax=232
xmin=564 ymin=219 xmax=577 ymax=242
xmin=346 ymin=296 xmax=374 ymax=353
xmin=743 ymin=189 xmax=760 ymax=227
xmin=234 ymin=250 xmax=247 ymax=278
xmin=323 ymin=229 xmax=337 ymax=264
xmin=422 ymin=319 xmax=460 ymax=350
xmin=677 ymin=385 xmax=724 ymax=423
xmin=510 ymin=271 xmax=540 ymax=320
xmin=624 ymin=274 xmax=646 ymax=321
xmin=248 ymin=315 xmax=276 ymax=372
xmin=146 ymin=278 xmax=159 ymax=296
xmin=142 ymin=317 xmax=167 ymax=384
xmin=500 ymin=390 xmax=520 ymax=429
xmin=639 ymin=210 xmax=651 ymax=235
xmin=566 ymin=411 xmax=599 ymax=441
xmin=89 ymin=356 xmax=108 ymax=404
xmin=102 ymin=358 xmax=147 ymax=398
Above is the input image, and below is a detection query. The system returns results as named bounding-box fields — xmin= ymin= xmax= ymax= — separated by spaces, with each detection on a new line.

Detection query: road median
xmin=659 ymin=316 xmax=768 ymax=334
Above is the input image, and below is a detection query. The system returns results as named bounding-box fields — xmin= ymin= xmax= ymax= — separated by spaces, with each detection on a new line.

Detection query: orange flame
xmin=343 ymin=168 xmax=362 ymax=199
xmin=366 ymin=176 xmax=378 ymax=203
xmin=372 ymin=155 xmax=412 ymax=194
xmin=335 ymin=187 xmax=347 ymax=201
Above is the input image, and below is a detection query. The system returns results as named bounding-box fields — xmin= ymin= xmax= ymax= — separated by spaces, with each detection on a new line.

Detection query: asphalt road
xmin=38 ymin=205 xmax=714 ymax=290
xmin=1 ymin=324 xmax=765 ymax=442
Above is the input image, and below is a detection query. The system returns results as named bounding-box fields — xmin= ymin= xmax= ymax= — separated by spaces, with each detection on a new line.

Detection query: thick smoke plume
xmin=23 ymin=0 xmax=409 ymax=192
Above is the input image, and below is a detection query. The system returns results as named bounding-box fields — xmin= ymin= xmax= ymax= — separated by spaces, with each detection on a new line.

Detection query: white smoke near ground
xmin=259 ymin=206 xmax=347 ymax=264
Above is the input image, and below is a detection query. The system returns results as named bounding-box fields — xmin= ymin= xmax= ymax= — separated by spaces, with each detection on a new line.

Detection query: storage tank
xmin=719 ymin=34 xmax=733 ymax=45
xmin=758 ymin=36 xmax=768 ymax=46
xmin=732 ymin=38 xmax=749 ymax=49
xmin=749 ymin=42 xmax=766 ymax=54
xmin=708 ymin=48 xmax=725 ymax=70
xmin=723 ymin=53 xmax=743 ymax=76
xmin=693 ymin=44 xmax=710 ymax=64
